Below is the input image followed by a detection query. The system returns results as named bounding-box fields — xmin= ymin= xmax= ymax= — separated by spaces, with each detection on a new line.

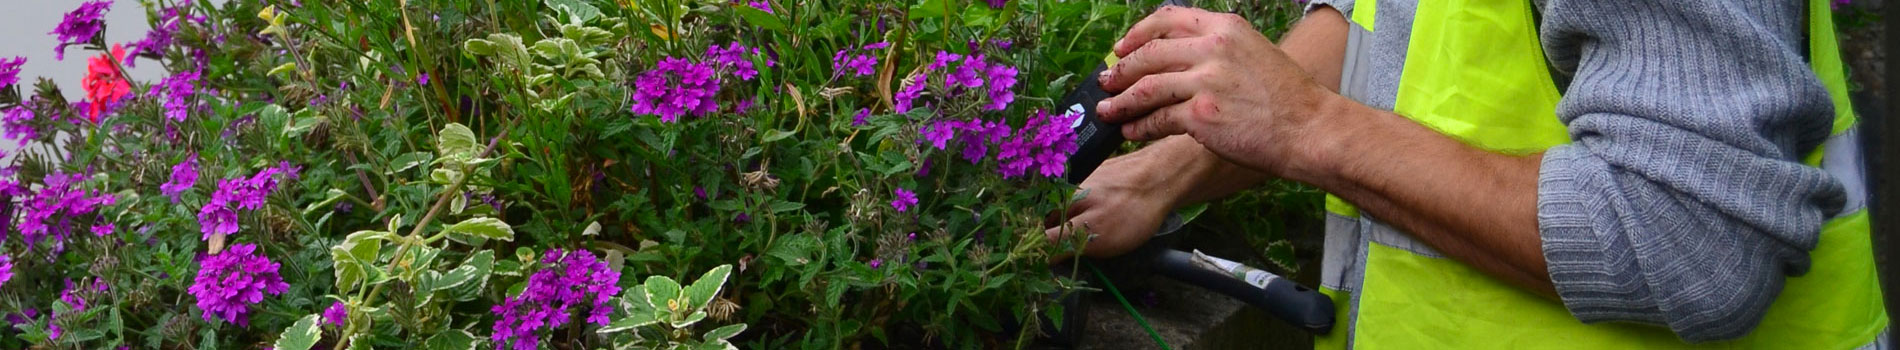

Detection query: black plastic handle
xmin=1152 ymin=250 xmax=1336 ymax=334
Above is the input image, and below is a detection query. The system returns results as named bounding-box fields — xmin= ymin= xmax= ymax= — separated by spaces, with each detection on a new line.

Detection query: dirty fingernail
xmin=1095 ymin=100 xmax=1113 ymax=115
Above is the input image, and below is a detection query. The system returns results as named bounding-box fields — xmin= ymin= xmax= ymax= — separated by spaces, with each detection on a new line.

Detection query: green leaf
xmin=734 ymin=5 xmax=785 ymax=32
xmin=463 ymin=39 xmax=496 ymax=57
xmin=598 ymin=312 xmax=659 ymax=334
xmin=272 ymin=314 xmax=323 ymax=350
xmin=760 ymin=129 xmax=796 ymax=142
xmin=389 ymin=152 xmax=433 ymax=174
xmin=544 ymin=0 xmax=601 ymax=23
xmin=436 ymin=123 xmax=479 ymax=159
xmin=764 ymin=235 xmax=819 ymax=266
xmin=768 ymin=201 xmax=805 ymax=213
xmin=268 ymin=62 xmax=299 ymax=76
xmin=642 ymin=275 xmax=683 ymax=313
xmin=444 ymin=217 xmax=515 ymax=242
xmin=285 ymin=109 xmax=322 ymax=137
xmin=703 ymin=323 xmax=747 ymax=342
xmin=670 ymin=311 xmax=708 ymax=328
xmin=682 ymin=265 xmax=733 ymax=311
xmin=434 ymin=250 xmax=495 ymax=292
xmin=332 ymin=231 xmax=389 ymax=291
xmin=430 ymin=168 xmax=463 ymax=184
xmin=423 ymin=329 xmax=477 ymax=350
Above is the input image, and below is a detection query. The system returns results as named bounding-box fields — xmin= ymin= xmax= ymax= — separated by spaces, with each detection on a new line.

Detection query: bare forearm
xmin=1301 ymin=96 xmax=1555 ymax=296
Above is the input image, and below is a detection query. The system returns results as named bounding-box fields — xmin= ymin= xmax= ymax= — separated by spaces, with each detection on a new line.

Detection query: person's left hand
xmin=1097 ymin=6 xmax=1344 ymax=182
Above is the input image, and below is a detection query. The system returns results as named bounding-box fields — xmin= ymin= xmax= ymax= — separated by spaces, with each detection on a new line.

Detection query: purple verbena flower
xmin=490 ymin=248 xmax=621 ymax=350
xmin=148 ymin=69 xmax=201 ymax=122
xmin=51 ymin=1 xmax=114 ymax=61
xmin=746 ymin=0 xmax=772 ymax=13
xmin=832 ymin=43 xmax=884 ymax=78
xmin=18 ymin=172 xmax=115 ymax=252
xmin=0 ymin=255 xmax=13 ymax=287
xmin=188 ymin=243 xmax=290 ymax=325
xmin=894 ymin=78 xmax=927 ymax=114
xmin=629 ymin=57 xmax=721 ymax=122
xmin=705 ymin=42 xmax=760 ymax=81
xmin=890 ymin=188 xmax=917 ymax=212
xmin=161 ymin=157 xmax=199 ymax=202
xmin=997 ymin=109 xmax=1082 ymax=178
xmin=91 ymin=223 xmax=114 ymax=237
xmin=418 ymin=72 xmax=429 ymax=86
xmin=853 ymin=108 xmax=870 ymax=126
xmin=0 ymin=57 xmax=24 ymax=90
xmin=321 ymin=301 xmax=347 ymax=327
xmin=127 ymin=6 xmax=191 ymax=67
xmin=4 ymin=106 xmax=36 ymax=145
xmin=196 ymin=166 xmax=295 ymax=239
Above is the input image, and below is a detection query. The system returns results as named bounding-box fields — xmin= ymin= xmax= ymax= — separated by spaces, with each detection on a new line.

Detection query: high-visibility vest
xmin=1312 ymin=0 xmax=1887 ymax=348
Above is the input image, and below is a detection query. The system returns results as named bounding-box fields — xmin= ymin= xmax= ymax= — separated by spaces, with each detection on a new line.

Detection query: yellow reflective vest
xmin=1313 ymin=0 xmax=1887 ymax=348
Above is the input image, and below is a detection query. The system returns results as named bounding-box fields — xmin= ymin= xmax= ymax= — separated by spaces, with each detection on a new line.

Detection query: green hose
xmin=1086 ymin=261 xmax=1173 ymax=350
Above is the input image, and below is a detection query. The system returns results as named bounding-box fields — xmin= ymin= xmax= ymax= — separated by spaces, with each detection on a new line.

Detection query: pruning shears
xmin=1055 ymin=0 xmax=1337 ymax=336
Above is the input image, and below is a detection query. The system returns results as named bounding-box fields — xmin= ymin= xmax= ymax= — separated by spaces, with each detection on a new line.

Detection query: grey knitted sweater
xmin=1305 ymin=0 xmax=1845 ymax=342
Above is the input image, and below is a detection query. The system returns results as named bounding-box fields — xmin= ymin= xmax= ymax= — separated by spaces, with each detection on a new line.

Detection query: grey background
xmin=2 ymin=0 xmax=166 ymax=160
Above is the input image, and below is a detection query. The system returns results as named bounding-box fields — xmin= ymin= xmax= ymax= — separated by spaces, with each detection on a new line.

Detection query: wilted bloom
xmin=321 ymin=301 xmax=347 ymax=327
xmin=51 ymin=1 xmax=113 ymax=61
xmin=629 ymin=57 xmax=720 ymax=122
xmin=490 ymin=248 xmax=621 ymax=350
xmin=997 ymin=109 xmax=1082 ymax=178
xmin=890 ymin=188 xmax=917 ymax=212
xmin=0 ymin=56 xmax=23 ymax=90
xmin=81 ymin=44 xmax=132 ymax=123
xmin=188 ymin=243 xmax=289 ymax=325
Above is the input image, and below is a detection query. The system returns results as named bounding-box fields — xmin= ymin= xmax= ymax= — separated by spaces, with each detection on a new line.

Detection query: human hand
xmin=1095 ymin=6 xmax=1345 ymax=182
xmin=1044 ymin=153 xmax=1179 ymax=259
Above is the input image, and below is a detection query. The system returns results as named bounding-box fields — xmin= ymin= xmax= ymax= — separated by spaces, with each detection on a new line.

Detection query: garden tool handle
xmin=1153 ymin=249 xmax=1336 ymax=334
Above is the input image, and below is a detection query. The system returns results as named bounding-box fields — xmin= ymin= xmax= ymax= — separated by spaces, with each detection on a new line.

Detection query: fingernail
xmin=1095 ymin=100 xmax=1112 ymax=115
xmin=1097 ymin=69 xmax=1112 ymax=83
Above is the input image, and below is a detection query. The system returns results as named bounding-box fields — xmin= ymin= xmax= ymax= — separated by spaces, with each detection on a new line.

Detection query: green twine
xmin=1086 ymin=261 xmax=1173 ymax=350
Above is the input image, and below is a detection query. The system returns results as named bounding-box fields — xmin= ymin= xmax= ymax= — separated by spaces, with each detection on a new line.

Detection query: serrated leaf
xmin=768 ymin=201 xmax=804 ymax=213
xmin=682 ymin=265 xmax=733 ymax=311
xmin=423 ymin=329 xmax=477 ymax=350
xmin=272 ymin=314 xmax=323 ymax=350
xmin=463 ymin=39 xmax=496 ymax=57
xmin=445 ymin=217 xmax=514 ymax=242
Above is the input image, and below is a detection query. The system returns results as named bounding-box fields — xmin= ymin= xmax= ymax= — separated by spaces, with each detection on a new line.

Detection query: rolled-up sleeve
xmin=1534 ymin=0 xmax=1847 ymax=343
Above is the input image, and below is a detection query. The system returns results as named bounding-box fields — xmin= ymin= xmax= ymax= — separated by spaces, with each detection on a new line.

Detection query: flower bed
xmin=0 ymin=0 xmax=1309 ymax=349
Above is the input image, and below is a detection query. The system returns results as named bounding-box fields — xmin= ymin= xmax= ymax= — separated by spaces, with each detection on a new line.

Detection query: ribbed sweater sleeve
xmin=1534 ymin=0 xmax=1846 ymax=342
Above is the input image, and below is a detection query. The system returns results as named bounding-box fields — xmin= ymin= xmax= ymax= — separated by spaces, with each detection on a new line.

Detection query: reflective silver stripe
xmin=1322 ymin=214 xmax=1362 ymax=291
xmin=1338 ymin=22 xmax=1374 ymax=102
xmin=1361 ymin=215 xmax=1446 ymax=258
xmin=1822 ymin=125 xmax=1867 ymax=215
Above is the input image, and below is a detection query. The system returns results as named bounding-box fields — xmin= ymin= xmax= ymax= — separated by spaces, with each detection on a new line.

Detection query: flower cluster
xmin=187 ymin=243 xmax=289 ymax=325
xmin=894 ymin=51 xmax=1018 ymax=113
xmin=832 ymin=42 xmax=888 ymax=78
xmin=80 ymin=44 xmax=131 ymax=122
xmin=51 ymin=0 xmax=113 ymax=61
xmin=629 ymin=42 xmax=765 ymax=122
xmin=490 ymin=248 xmax=622 ymax=350
xmin=0 ymin=56 xmax=23 ymax=90
xmin=921 ymin=118 xmax=1010 ymax=164
xmin=18 ymin=172 xmax=116 ymax=252
xmin=197 ymin=163 xmax=299 ymax=239
xmin=149 ymin=69 xmax=201 ymax=122
xmin=160 ymin=156 xmax=199 ymax=202
xmin=996 ymin=109 xmax=1081 ymax=178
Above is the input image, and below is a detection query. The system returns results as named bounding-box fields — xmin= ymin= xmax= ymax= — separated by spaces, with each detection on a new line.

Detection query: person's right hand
xmin=1045 ymin=153 xmax=1180 ymax=259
